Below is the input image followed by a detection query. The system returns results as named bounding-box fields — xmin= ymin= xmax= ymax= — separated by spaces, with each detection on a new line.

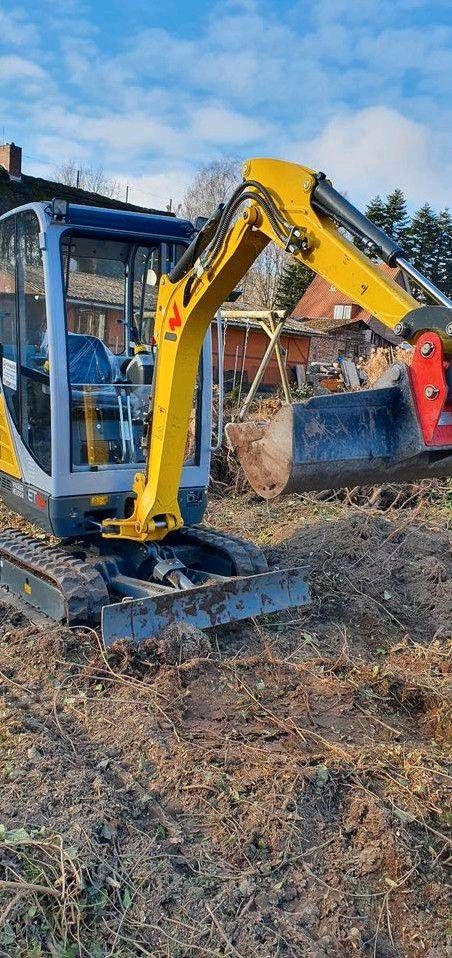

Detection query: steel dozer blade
xmin=102 ymin=567 xmax=309 ymax=646
xmin=226 ymin=361 xmax=452 ymax=499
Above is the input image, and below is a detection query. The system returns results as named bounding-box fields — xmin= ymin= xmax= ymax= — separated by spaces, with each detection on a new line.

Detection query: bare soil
xmin=0 ymin=490 xmax=450 ymax=957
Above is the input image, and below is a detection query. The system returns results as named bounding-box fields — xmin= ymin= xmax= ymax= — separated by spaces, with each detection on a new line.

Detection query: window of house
xmin=334 ymin=304 xmax=352 ymax=321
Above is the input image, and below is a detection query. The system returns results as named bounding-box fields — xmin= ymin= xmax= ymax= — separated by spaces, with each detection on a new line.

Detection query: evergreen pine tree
xmin=275 ymin=260 xmax=314 ymax=314
xmin=383 ymin=188 xmax=410 ymax=241
xmin=355 ymin=189 xmax=410 ymax=257
xmin=353 ymin=185 xmax=450 ymax=299
xmin=408 ymin=203 xmax=442 ymax=294
xmin=365 ymin=195 xmax=388 ymax=231
xmin=435 ymin=209 xmax=452 ymax=298
xmin=355 ymin=194 xmax=391 ymax=257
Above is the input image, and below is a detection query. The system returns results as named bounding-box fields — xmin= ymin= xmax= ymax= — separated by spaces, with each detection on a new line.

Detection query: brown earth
xmin=0 ymin=490 xmax=450 ymax=958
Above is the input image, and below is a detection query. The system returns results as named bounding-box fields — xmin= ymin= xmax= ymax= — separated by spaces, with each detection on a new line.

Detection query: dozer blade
xmin=102 ymin=567 xmax=309 ymax=646
xmin=226 ymin=362 xmax=452 ymax=498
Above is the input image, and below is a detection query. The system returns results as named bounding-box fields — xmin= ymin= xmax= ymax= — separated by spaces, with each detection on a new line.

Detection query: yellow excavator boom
xmin=102 ymin=157 xmax=451 ymax=543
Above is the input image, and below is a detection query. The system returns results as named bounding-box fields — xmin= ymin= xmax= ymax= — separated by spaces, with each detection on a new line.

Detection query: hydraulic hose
xmin=169 ymin=205 xmax=225 ymax=283
xmin=202 ymin=187 xmax=288 ymax=268
xmin=169 ymin=179 xmax=291 ymax=292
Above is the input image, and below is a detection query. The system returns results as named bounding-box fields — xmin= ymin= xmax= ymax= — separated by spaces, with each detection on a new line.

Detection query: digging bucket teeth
xmin=101 ymin=567 xmax=309 ymax=646
xmin=226 ymin=362 xmax=452 ymax=499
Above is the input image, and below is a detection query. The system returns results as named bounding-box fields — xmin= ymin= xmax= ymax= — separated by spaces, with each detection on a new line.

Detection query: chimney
xmin=0 ymin=142 xmax=22 ymax=181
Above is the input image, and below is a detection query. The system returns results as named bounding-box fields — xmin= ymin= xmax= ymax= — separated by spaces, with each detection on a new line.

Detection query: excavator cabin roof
xmin=0 ymin=199 xmax=195 ymax=245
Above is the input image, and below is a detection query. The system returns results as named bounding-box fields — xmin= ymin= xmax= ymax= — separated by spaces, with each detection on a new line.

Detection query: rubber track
xmin=178 ymin=525 xmax=268 ymax=576
xmin=0 ymin=528 xmax=109 ymax=623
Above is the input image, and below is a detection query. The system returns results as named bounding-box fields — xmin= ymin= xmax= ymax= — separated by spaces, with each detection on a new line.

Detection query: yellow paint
xmin=0 ymin=394 xmax=21 ymax=479
xmin=102 ymin=157 xmax=424 ymax=543
xmin=90 ymin=494 xmax=109 ymax=506
xmin=83 ymin=389 xmax=109 ymax=466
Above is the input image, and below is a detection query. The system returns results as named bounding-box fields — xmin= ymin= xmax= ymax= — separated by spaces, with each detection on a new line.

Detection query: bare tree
xmin=245 ymin=245 xmax=289 ymax=310
xmin=53 ymin=159 xmax=122 ymax=199
xmin=182 ymin=158 xmax=240 ymax=220
xmin=182 ymin=157 xmax=287 ymax=308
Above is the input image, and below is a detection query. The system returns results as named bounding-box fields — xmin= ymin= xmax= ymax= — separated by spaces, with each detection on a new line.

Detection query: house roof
xmin=17 ymin=263 xmax=157 ymax=313
xmin=220 ymin=307 xmax=325 ymax=339
xmin=0 ymin=167 xmax=168 ymax=218
xmin=292 ymin=263 xmax=410 ymax=343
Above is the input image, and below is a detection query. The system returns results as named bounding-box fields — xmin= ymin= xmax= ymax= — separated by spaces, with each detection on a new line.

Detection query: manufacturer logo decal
xmin=168 ymin=302 xmax=182 ymax=332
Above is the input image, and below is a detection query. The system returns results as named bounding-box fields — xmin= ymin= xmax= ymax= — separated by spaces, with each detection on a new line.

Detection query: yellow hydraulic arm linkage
xmin=103 ymin=158 xmax=452 ymax=542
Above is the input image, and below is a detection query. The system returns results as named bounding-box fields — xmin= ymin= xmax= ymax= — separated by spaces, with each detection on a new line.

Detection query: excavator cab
xmin=0 ymin=201 xmax=211 ymax=537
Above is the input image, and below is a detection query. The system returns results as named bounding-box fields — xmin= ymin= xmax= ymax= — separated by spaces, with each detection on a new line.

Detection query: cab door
xmin=0 ymin=214 xmax=20 ymax=434
xmin=16 ymin=210 xmax=52 ymax=474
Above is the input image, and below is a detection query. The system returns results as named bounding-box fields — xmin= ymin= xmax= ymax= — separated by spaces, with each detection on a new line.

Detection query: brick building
xmin=216 ymin=312 xmax=323 ymax=392
xmin=292 ymin=265 xmax=410 ymax=363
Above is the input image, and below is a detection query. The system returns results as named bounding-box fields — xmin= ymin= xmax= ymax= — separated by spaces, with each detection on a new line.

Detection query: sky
xmin=0 ymin=0 xmax=451 ymax=213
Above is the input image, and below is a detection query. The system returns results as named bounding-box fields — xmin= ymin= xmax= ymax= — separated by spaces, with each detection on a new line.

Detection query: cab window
xmin=62 ymin=236 xmax=128 ymax=355
xmin=132 ymin=245 xmax=160 ymax=345
xmin=0 ymin=215 xmax=20 ymax=428
xmin=17 ymin=210 xmax=51 ymax=473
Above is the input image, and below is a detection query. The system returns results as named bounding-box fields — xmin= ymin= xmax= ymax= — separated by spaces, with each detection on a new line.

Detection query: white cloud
xmin=286 ymin=106 xmax=452 ymax=207
xmin=116 ymin=3 xmax=451 ymax=134
xmin=190 ymin=105 xmax=272 ymax=144
xmin=0 ymin=54 xmax=44 ymax=81
xmin=25 ymin=98 xmax=271 ymax=167
xmin=115 ymin=168 xmax=194 ymax=212
xmin=71 ymin=113 xmax=180 ymax=155
xmin=0 ymin=8 xmax=38 ymax=46
xmin=29 ymin=134 xmax=92 ymax=172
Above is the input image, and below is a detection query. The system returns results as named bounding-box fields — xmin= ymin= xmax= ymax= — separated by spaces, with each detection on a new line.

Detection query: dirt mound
xmin=0 ymin=501 xmax=450 ymax=957
xmin=208 ymin=493 xmax=451 ymax=659
xmin=269 ymin=510 xmax=452 ymax=657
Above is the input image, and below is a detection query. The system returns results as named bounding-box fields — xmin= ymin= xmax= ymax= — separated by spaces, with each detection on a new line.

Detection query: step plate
xmin=102 ymin=567 xmax=309 ymax=646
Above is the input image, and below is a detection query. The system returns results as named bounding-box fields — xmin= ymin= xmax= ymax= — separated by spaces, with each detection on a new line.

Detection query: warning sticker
xmin=2 ymin=358 xmax=17 ymax=391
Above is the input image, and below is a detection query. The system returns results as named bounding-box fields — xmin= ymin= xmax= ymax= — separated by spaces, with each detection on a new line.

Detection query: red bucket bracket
xmin=409 ymin=332 xmax=452 ymax=447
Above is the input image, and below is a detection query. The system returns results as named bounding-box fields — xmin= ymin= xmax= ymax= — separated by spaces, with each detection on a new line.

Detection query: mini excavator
xmin=0 ymin=158 xmax=450 ymax=644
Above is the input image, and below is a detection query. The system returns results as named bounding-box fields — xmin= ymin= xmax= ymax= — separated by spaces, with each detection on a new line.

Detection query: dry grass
xmin=0 ymin=482 xmax=450 ymax=957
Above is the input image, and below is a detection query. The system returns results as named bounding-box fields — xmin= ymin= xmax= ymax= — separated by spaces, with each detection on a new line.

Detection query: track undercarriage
xmin=0 ymin=526 xmax=309 ymax=645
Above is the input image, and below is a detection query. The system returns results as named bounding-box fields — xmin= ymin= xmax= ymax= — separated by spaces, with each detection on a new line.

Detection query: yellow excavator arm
xmin=103 ymin=158 xmax=452 ymax=542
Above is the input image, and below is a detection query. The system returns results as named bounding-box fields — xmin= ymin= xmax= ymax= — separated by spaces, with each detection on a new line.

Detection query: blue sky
xmin=0 ymin=0 xmax=451 ymax=211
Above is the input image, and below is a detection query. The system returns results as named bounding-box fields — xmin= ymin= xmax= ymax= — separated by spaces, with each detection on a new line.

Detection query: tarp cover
xmin=67 ymin=333 xmax=114 ymax=385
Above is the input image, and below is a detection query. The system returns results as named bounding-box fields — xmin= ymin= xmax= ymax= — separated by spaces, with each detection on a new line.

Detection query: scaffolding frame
xmin=219 ymin=309 xmax=291 ymax=420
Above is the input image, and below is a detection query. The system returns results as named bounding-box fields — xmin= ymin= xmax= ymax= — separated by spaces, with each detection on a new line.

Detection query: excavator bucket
xmin=102 ymin=567 xmax=309 ymax=645
xmin=226 ymin=352 xmax=452 ymax=498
